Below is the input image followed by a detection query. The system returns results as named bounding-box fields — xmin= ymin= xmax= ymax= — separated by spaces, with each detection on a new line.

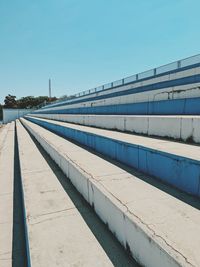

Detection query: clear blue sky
xmin=0 ymin=0 xmax=200 ymax=104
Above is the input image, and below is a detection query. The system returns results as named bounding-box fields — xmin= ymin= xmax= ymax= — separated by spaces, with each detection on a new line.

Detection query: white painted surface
xmin=3 ymin=109 xmax=33 ymax=124
xmin=39 ymin=82 xmax=200 ymax=113
xmin=30 ymin=114 xmax=200 ymax=143
xmin=21 ymin=117 xmax=200 ymax=267
xmin=16 ymin=120 xmax=119 ymax=267
xmin=27 ymin=116 xmax=200 ymax=161
xmin=0 ymin=123 xmax=15 ymax=267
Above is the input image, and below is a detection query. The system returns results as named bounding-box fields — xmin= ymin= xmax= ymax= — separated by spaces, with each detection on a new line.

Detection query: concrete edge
xmin=0 ymin=122 xmax=15 ymax=265
xmin=15 ymin=120 xmax=32 ymax=267
xmin=29 ymin=114 xmax=200 ymax=144
xmin=26 ymin=116 xmax=200 ymax=198
xmin=20 ymin=118 xmax=187 ymax=267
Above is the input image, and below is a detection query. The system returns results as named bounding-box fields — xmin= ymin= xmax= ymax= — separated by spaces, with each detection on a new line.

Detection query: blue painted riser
xmin=27 ymin=117 xmax=200 ymax=198
xmin=36 ymin=97 xmax=200 ymax=115
xmin=39 ymin=72 xmax=200 ymax=110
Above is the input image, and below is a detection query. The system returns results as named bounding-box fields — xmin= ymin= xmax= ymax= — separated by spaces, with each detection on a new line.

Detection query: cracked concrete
xmin=21 ymin=117 xmax=200 ymax=267
xmin=37 ymin=67 xmax=200 ymax=112
xmin=30 ymin=113 xmax=200 ymax=144
xmin=16 ymin=119 xmax=138 ymax=267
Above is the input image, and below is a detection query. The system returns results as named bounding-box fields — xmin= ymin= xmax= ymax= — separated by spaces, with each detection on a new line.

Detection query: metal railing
xmin=43 ymin=54 xmax=200 ymax=108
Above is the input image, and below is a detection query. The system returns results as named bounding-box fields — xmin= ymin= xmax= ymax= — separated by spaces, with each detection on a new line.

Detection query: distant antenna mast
xmin=49 ymin=78 xmax=52 ymax=98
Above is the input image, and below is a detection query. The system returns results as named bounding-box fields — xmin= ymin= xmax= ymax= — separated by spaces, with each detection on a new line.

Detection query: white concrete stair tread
xmin=0 ymin=123 xmax=10 ymax=153
xmin=27 ymin=116 xmax=200 ymax=162
xmin=31 ymin=114 xmax=200 ymax=119
xmin=30 ymin=113 xmax=200 ymax=143
xmin=0 ymin=122 xmax=15 ymax=267
xmin=21 ymin=117 xmax=200 ymax=267
xmin=16 ymin=120 xmax=119 ymax=267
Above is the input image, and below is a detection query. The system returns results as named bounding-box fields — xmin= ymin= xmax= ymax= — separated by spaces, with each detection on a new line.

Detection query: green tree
xmin=17 ymin=96 xmax=58 ymax=109
xmin=3 ymin=94 xmax=58 ymax=109
xmin=4 ymin=94 xmax=17 ymax=108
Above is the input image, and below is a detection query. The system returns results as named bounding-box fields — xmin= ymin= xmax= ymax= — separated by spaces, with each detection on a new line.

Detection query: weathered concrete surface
xmin=16 ymin=120 xmax=137 ymax=267
xmin=3 ymin=108 xmax=34 ymax=124
xmin=21 ymin=117 xmax=200 ymax=267
xmin=31 ymin=114 xmax=200 ymax=143
xmin=25 ymin=116 xmax=200 ymax=197
xmin=26 ymin=116 xmax=200 ymax=161
xmin=0 ymin=123 xmax=15 ymax=267
xmin=38 ymin=66 xmax=200 ymax=113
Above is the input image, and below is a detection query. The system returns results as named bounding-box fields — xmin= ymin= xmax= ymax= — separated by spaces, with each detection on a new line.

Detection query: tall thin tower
xmin=49 ymin=79 xmax=52 ymax=98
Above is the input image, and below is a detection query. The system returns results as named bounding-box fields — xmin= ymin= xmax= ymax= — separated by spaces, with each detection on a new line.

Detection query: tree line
xmin=0 ymin=94 xmax=58 ymax=120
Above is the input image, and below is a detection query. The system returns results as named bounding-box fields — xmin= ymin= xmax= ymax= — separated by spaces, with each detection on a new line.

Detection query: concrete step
xmin=31 ymin=113 xmax=200 ymax=144
xmin=35 ymin=96 xmax=200 ymax=115
xmin=37 ymin=64 xmax=200 ymax=116
xmin=0 ymin=123 xmax=11 ymax=150
xmin=20 ymin=117 xmax=200 ymax=267
xmin=41 ymin=64 xmax=200 ymax=112
xmin=16 ymin=119 xmax=137 ymax=267
xmin=0 ymin=122 xmax=15 ymax=267
xmin=26 ymin=116 xmax=200 ymax=198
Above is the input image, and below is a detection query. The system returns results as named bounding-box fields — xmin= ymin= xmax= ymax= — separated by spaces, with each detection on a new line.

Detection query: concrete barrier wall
xmin=3 ymin=109 xmax=34 ymax=124
xmin=31 ymin=114 xmax=200 ymax=144
xmin=26 ymin=116 xmax=200 ymax=197
xmin=21 ymin=118 xmax=184 ymax=267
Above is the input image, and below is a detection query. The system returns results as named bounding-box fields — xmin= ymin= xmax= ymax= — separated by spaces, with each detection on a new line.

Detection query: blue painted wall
xmin=35 ymin=96 xmax=200 ymax=115
xmin=26 ymin=116 xmax=200 ymax=198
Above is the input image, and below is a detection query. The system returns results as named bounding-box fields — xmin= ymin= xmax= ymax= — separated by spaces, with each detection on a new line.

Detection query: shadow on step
xmin=27 ymin=132 xmax=140 ymax=267
xmin=60 ymin=134 xmax=200 ymax=211
xmin=12 ymin=124 xmax=28 ymax=267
